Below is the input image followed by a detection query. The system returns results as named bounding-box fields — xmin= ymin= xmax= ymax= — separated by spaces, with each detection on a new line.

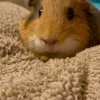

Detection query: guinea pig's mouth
xmin=29 ymin=34 xmax=86 ymax=58
xmin=46 ymin=45 xmax=56 ymax=53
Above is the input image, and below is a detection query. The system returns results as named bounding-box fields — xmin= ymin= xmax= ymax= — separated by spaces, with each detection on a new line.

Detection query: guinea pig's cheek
xmin=34 ymin=39 xmax=47 ymax=53
xmin=55 ymin=37 xmax=83 ymax=55
xmin=28 ymin=34 xmax=46 ymax=53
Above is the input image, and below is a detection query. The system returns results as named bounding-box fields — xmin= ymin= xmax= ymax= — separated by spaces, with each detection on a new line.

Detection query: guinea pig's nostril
xmin=40 ymin=38 xmax=58 ymax=45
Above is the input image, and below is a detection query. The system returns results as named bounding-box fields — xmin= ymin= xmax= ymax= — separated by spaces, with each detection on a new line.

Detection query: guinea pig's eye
xmin=39 ymin=8 xmax=43 ymax=17
xmin=67 ymin=8 xmax=74 ymax=20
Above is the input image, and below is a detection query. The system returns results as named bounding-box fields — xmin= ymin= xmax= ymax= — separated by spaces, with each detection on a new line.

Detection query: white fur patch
xmin=28 ymin=34 xmax=82 ymax=55
xmin=28 ymin=34 xmax=46 ymax=53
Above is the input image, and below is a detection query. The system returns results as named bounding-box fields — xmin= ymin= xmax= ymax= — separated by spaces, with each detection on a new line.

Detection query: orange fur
xmin=19 ymin=0 xmax=99 ymax=60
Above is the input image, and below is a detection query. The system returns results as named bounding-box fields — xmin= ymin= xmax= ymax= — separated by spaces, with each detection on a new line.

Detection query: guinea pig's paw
xmin=39 ymin=56 xmax=49 ymax=62
xmin=35 ymin=53 xmax=49 ymax=62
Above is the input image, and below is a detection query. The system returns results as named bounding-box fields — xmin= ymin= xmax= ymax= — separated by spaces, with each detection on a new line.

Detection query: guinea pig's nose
xmin=40 ymin=38 xmax=58 ymax=45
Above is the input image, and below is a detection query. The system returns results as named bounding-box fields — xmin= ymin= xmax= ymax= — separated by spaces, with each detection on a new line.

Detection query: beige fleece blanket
xmin=0 ymin=1 xmax=100 ymax=100
xmin=0 ymin=0 xmax=29 ymax=9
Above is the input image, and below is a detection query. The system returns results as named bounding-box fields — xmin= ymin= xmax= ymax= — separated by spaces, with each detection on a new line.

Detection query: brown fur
xmin=19 ymin=0 xmax=100 ymax=61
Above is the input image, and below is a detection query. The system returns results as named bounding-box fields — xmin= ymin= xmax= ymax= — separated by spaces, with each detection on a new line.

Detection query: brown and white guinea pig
xmin=19 ymin=0 xmax=100 ymax=61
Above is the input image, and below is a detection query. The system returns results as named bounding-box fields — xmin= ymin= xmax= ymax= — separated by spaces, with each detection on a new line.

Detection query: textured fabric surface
xmin=0 ymin=2 xmax=100 ymax=100
xmin=0 ymin=0 xmax=31 ymax=10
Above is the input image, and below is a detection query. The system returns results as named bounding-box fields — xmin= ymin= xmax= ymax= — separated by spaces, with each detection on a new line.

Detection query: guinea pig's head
xmin=20 ymin=0 xmax=92 ymax=58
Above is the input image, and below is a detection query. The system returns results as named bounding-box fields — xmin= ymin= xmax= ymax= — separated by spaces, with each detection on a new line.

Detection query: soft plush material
xmin=0 ymin=1 xmax=100 ymax=100
xmin=0 ymin=0 xmax=31 ymax=10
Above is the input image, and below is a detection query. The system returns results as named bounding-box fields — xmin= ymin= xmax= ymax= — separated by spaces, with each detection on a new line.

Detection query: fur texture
xmin=19 ymin=0 xmax=100 ymax=60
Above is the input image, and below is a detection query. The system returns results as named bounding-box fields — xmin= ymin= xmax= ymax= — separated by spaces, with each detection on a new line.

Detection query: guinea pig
xmin=19 ymin=0 xmax=100 ymax=61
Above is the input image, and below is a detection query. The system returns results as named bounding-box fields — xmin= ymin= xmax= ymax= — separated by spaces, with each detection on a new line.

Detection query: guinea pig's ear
xmin=28 ymin=0 xmax=40 ymax=7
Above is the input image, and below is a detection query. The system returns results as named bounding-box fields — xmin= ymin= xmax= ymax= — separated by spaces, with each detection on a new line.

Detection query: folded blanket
xmin=0 ymin=2 xmax=100 ymax=100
